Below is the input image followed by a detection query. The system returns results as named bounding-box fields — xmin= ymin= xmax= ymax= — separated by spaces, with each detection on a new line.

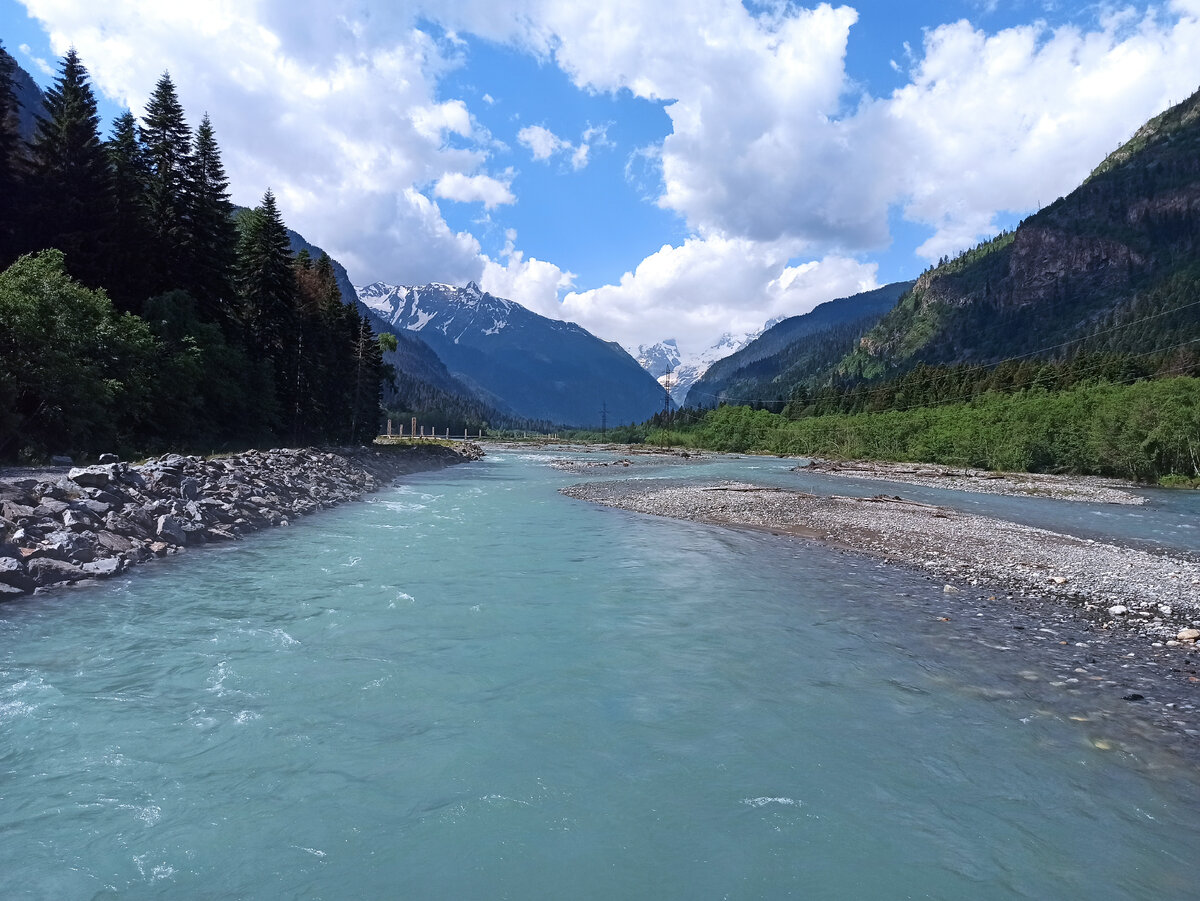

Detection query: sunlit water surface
xmin=2 ymin=449 xmax=1198 ymax=899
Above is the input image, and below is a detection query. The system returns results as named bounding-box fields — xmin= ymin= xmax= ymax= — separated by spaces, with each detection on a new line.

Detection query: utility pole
xmin=600 ymin=401 xmax=608 ymax=441
xmin=662 ymin=367 xmax=674 ymax=424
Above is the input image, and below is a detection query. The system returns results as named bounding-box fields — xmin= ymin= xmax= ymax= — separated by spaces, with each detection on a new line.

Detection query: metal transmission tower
xmin=662 ymin=367 xmax=675 ymax=423
xmin=600 ymin=401 xmax=608 ymax=440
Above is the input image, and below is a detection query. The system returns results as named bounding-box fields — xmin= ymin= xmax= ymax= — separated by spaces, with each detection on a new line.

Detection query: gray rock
xmin=116 ymin=468 xmax=146 ymax=490
xmin=68 ymin=465 xmax=115 ymax=488
xmin=82 ymin=557 xmax=122 ymax=577
xmin=61 ymin=509 xmax=96 ymax=532
xmin=98 ymin=453 xmax=119 ymax=464
xmin=0 ymin=556 xmax=31 ymax=591
xmin=180 ymin=477 xmax=201 ymax=501
xmin=97 ymin=531 xmax=134 ymax=554
xmin=0 ymin=581 xmax=26 ymax=597
xmin=1108 ymin=605 xmax=1129 ymax=616
xmin=34 ymin=498 xmax=70 ymax=516
xmin=1 ymin=501 xmax=36 ymax=521
xmin=78 ymin=497 xmax=116 ymax=516
xmin=156 ymin=515 xmax=187 ymax=546
xmin=41 ymin=530 xmax=96 ymax=563
xmin=49 ymin=455 xmax=73 ymax=466
xmin=26 ymin=557 xmax=84 ymax=587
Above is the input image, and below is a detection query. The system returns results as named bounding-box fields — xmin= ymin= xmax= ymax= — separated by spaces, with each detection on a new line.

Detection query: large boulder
xmin=40 ymin=530 xmax=96 ymax=563
xmin=0 ymin=556 xmax=32 ymax=592
xmin=82 ymin=557 xmax=122 ymax=577
xmin=156 ymin=514 xmax=187 ymax=546
xmin=68 ymin=465 xmax=115 ymax=488
xmin=26 ymin=557 xmax=85 ymax=587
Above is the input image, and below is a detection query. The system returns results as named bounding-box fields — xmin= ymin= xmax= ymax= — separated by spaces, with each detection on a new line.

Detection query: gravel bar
xmin=561 ymin=478 xmax=1200 ymax=641
xmin=796 ymin=458 xmax=1147 ymax=504
xmin=562 ymin=477 xmax=1200 ymax=752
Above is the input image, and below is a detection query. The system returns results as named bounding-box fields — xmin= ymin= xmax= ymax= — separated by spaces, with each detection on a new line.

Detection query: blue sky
xmin=3 ymin=1 xmax=1199 ymax=354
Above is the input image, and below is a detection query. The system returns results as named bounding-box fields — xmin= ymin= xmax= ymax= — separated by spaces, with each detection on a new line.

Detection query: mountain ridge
xmin=357 ymin=280 xmax=664 ymax=426
xmin=841 ymin=86 xmax=1200 ymax=380
xmin=636 ymin=328 xmax=772 ymax=406
xmin=689 ymin=281 xmax=915 ymax=407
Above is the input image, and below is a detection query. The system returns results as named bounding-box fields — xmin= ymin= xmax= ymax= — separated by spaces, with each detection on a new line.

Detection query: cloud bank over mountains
xmin=15 ymin=0 xmax=1200 ymax=351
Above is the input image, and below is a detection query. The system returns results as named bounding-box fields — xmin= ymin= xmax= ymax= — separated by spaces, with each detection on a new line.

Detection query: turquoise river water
xmin=2 ymin=448 xmax=1199 ymax=899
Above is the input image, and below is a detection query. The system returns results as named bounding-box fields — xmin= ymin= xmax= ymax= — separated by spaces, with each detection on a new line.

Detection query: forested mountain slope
xmin=842 ymin=87 xmax=1200 ymax=380
xmin=689 ymin=281 xmax=913 ymax=407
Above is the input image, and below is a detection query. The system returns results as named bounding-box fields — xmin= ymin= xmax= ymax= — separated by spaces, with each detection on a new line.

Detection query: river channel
xmin=2 ymin=448 xmax=1198 ymax=898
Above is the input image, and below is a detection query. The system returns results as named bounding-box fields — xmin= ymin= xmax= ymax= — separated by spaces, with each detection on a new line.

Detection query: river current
xmin=2 ymin=448 xmax=1199 ymax=899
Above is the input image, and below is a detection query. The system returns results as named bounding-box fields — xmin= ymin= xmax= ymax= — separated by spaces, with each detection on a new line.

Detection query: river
xmin=2 ymin=447 xmax=1198 ymax=898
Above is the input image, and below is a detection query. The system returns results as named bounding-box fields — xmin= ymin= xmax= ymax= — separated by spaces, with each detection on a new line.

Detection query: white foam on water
xmin=294 ymin=846 xmax=327 ymax=859
xmin=206 ymin=660 xmax=235 ymax=694
xmin=480 ymin=794 xmax=531 ymax=807
xmin=269 ymin=628 xmax=300 ymax=647
xmin=120 ymin=803 xmax=162 ymax=826
xmin=235 ymin=710 xmax=261 ymax=724
xmin=0 ymin=698 xmax=35 ymax=723
xmin=341 ymin=555 xmax=362 ymax=568
xmin=378 ymin=500 xmax=428 ymax=513
xmin=741 ymin=797 xmax=800 ymax=808
xmin=133 ymin=854 xmax=175 ymax=882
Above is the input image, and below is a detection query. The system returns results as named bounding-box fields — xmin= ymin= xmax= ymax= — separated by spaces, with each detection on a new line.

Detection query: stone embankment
xmin=0 ymin=443 xmax=482 ymax=597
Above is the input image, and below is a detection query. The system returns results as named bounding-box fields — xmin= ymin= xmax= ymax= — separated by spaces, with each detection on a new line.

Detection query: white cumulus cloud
xmin=558 ymin=237 xmax=879 ymax=352
xmin=15 ymin=0 xmax=1200 ymax=354
xmin=433 ymin=172 xmax=516 ymax=209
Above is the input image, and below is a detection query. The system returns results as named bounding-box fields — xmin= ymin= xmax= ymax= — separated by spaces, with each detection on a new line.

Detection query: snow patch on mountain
xmin=637 ymin=322 xmax=778 ymax=405
xmin=357 ymin=280 xmax=517 ymax=339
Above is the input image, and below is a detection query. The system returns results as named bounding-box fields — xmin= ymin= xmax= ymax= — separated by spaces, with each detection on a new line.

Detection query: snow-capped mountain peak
xmin=635 ymin=325 xmax=771 ymax=405
xmin=354 ymin=280 xmax=664 ymax=427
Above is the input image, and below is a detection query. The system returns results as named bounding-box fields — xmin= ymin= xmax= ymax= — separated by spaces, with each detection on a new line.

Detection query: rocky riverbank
xmin=796 ymin=458 xmax=1146 ymax=504
xmin=0 ymin=442 xmax=482 ymax=598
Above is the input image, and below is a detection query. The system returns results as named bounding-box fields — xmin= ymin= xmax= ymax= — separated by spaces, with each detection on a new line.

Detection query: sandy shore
xmin=562 ymin=477 xmax=1200 ymax=751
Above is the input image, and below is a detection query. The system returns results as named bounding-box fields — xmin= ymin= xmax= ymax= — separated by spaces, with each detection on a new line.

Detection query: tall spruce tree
xmin=104 ymin=111 xmax=153 ymax=310
xmin=140 ymin=72 xmax=192 ymax=293
xmin=28 ymin=49 xmax=113 ymax=288
xmin=0 ymin=42 xmax=26 ymax=267
xmin=236 ymin=189 xmax=298 ymax=429
xmin=186 ymin=113 xmax=238 ymax=325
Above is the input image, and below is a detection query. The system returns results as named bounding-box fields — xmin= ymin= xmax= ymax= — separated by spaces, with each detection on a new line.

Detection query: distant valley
xmin=357 ymin=281 xmax=663 ymax=427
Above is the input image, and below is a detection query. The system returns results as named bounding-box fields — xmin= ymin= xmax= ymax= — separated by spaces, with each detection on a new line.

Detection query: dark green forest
xmin=0 ymin=45 xmax=392 ymax=461
xmin=643 ymin=377 xmax=1200 ymax=483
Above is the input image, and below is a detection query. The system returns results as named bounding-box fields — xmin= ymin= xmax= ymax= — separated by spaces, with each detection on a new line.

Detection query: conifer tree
xmin=29 ymin=48 xmax=113 ymax=288
xmin=0 ymin=42 xmax=25 ymax=266
xmin=140 ymin=72 xmax=192 ymax=293
xmin=186 ymin=113 xmax=238 ymax=325
xmin=236 ymin=189 xmax=298 ymax=427
xmin=104 ymin=111 xmax=153 ymax=310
